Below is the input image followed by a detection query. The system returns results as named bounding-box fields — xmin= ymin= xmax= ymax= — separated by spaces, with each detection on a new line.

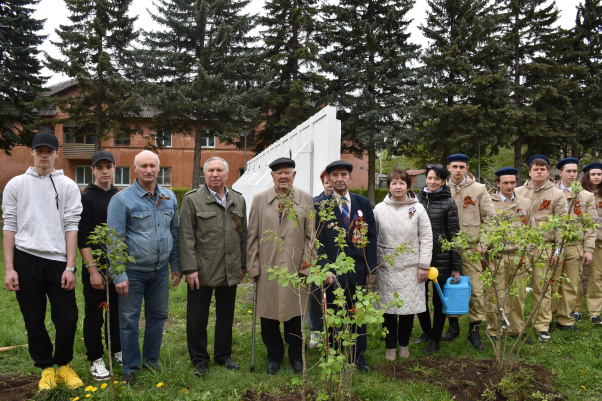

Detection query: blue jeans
xmin=118 ymin=264 xmax=169 ymax=374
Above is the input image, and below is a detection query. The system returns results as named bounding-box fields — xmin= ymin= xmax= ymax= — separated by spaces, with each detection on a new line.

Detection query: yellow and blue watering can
xmin=428 ymin=267 xmax=471 ymax=315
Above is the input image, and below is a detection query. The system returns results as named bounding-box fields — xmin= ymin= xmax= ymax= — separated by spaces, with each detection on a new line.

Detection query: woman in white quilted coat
xmin=374 ymin=169 xmax=433 ymax=361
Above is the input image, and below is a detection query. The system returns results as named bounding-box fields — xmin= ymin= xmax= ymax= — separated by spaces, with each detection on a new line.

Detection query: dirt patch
xmin=0 ymin=374 xmax=38 ymax=401
xmin=384 ymin=357 xmax=565 ymax=400
xmin=241 ymin=389 xmax=361 ymax=401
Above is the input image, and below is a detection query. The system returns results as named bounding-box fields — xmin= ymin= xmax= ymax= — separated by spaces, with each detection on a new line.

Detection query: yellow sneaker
xmin=39 ymin=367 xmax=57 ymax=390
xmin=56 ymin=365 xmax=84 ymax=389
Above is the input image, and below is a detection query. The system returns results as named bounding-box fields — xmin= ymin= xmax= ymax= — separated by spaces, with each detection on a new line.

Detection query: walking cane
xmin=250 ymin=280 xmax=257 ymax=372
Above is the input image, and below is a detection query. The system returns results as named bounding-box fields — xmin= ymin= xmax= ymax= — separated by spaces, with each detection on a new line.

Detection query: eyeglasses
xmin=426 ymin=164 xmax=443 ymax=170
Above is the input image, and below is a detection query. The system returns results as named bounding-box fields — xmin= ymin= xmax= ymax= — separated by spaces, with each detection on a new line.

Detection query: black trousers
xmin=417 ymin=280 xmax=447 ymax=343
xmin=326 ymin=284 xmax=367 ymax=366
xmin=13 ymin=249 xmax=78 ymax=369
xmin=260 ymin=316 xmax=302 ymax=365
xmin=383 ymin=313 xmax=414 ymax=348
xmin=82 ymin=269 xmax=121 ymax=361
xmin=187 ymin=284 xmax=237 ymax=367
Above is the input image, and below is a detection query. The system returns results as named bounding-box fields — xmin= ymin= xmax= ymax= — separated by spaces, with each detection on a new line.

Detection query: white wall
xmin=233 ymin=106 xmax=341 ymax=210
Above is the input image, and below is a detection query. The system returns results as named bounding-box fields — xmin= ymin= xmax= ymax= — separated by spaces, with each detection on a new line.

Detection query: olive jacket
xmin=179 ymin=185 xmax=247 ymax=287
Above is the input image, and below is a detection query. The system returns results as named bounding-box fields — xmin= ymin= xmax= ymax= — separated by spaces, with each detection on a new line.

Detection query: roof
xmin=42 ymin=79 xmax=78 ymax=97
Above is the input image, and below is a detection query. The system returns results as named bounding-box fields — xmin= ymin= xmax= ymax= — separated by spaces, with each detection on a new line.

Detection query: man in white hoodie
xmin=2 ymin=132 xmax=83 ymax=390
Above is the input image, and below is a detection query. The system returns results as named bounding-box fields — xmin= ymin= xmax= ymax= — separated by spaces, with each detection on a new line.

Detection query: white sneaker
xmin=90 ymin=358 xmax=110 ymax=381
xmin=309 ymin=331 xmax=321 ymax=348
xmin=113 ymin=351 xmax=123 ymax=367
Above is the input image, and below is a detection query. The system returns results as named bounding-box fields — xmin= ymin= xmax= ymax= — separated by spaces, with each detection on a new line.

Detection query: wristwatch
xmin=65 ymin=267 xmax=76 ymax=273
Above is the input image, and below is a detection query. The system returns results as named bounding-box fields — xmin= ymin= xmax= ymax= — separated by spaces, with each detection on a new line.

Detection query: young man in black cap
xmin=551 ymin=158 xmax=596 ymax=331
xmin=2 ymin=132 xmax=83 ymax=390
xmin=316 ymin=160 xmax=377 ymax=371
xmin=78 ymin=150 xmax=122 ymax=380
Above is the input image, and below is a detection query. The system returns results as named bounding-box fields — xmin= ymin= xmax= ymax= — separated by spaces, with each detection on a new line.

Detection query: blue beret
xmin=447 ymin=153 xmax=469 ymax=164
xmin=494 ymin=167 xmax=519 ymax=177
xmin=556 ymin=157 xmax=580 ymax=170
xmin=269 ymin=157 xmax=295 ymax=170
xmin=527 ymin=154 xmax=550 ymax=167
xmin=583 ymin=162 xmax=602 ymax=173
xmin=325 ymin=160 xmax=353 ymax=174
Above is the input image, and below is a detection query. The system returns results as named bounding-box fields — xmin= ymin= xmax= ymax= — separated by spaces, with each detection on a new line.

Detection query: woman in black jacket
xmin=415 ymin=164 xmax=461 ymax=354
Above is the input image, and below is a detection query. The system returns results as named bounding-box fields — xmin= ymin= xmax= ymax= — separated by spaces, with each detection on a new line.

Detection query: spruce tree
xmin=255 ymin=0 xmax=323 ymax=152
xmin=43 ymin=0 xmax=139 ymax=151
xmin=0 ymin=0 xmax=44 ymax=154
xmin=321 ymin=0 xmax=420 ymax=205
xmin=140 ymin=0 xmax=261 ymax=188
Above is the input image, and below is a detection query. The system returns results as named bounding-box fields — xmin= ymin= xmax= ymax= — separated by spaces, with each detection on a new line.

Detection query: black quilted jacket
xmin=417 ymin=185 xmax=462 ymax=281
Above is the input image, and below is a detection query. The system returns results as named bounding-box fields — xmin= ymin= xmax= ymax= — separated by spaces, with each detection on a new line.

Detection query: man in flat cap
xmin=486 ymin=168 xmax=534 ymax=341
xmin=3 ymin=132 xmax=83 ymax=390
xmin=445 ymin=153 xmax=494 ymax=350
xmin=316 ymin=160 xmax=377 ymax=371
xmin=246 ymin=157 xmax=314 ymax=375
xmin=515 ymin=155 xmax=567 ymax=342
xmin=551 ymin=158 xmax=595 ymax=331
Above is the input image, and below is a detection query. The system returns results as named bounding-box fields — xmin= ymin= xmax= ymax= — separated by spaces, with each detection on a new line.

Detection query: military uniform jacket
xmin=447 ymin=173 xmax=495 ymax=242
xmin=515 ymin=179 xmax=568 ymax=246
xmin=554 ymin=182 xmax=596 ymax=253
xmin=489 ymin=189 xmax=535 ymax=253
xmin=179 ymin=185 xmax=247 ymax=287
xmin=246 ymin=186 xmax=314 ymax=322
xmin=593 ymin=190 xmax=602 ymax=241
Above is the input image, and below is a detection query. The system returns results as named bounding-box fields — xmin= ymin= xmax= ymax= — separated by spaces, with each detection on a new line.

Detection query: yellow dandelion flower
xmin=85 ymin=385 xmax=94 ymax=392
xmin=157 ymin=382 xmax=164 ymax=388
xmin=85 ymin=395 xmax=91 ymax=398
xmin=581 ymin=386 xmax=587 ymax=390
xmin=181 ymin=389 xmax=189 ymax=394
xmin=114 ymin=381 xmax=119 ymax=384
xmin=91 ymin=387 xmax=98 ymax=392
xmin=248 ymin=310 xmax=252 ymax=314
xmin=71 ymin=397 xmax=80 ymax=401
xmin=101 ymin=383 xmax=107 ymax=389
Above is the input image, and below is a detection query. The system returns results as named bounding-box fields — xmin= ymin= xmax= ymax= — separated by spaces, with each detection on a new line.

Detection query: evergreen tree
xmin=0 ymin=0 xmax=44 ymax=154
xmin=139 ymin=0 xmax=261 ymax=188
xmin=43 ymin=0 xmax=139 ymax=151
xmin=255 ymin=0 xmax=323 ymax=152
xmin=417 ymin=0 xmax=506 ymax=166
xmin=321 ymin=0 xmax=420 ymax=205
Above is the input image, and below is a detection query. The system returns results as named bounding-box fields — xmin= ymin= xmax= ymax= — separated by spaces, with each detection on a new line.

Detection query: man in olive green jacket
xmin=179 ymin=157 xmax=247 ymax=377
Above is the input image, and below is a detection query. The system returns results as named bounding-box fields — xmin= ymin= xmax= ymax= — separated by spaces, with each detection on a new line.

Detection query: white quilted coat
xmin=374 ymin=192 xmax=433 ymax=315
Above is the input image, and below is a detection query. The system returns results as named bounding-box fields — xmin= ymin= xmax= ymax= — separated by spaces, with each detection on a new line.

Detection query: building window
xmin=155 ymin=129 xmax=172 ymax=148
xmin=75 ymin=166 xmax=92 ymax=185
xmin=38 ymin=124 xmax=55 ymax=133
xmin=200 ymin=130 xmax=215 ymax=148
xmin=114 ymin=167 xmax=131 ymax=186
xmin=157 ymin=167 xmax=172 ymax=186
xmin=114 ymin=135 xmax=130 ymax=146
xmin=64 ymin=127 xmax=95 ymax=144
xmin=240 ymin=131 xmax=254 ymax=148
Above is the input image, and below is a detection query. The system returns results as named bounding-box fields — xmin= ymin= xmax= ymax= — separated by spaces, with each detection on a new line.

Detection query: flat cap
xmin=527 ymin=154 xmax=550 ymax=166
xmin=447 ymin=153 xmax=469 ymax=164
xmin=31 ymin=131 xmax=59 ymax=151
xmin=92 ymin=150 xmax=115 ymax=166
xmin=269 ymin=157 xmax=295 ymax=170
xmin=583 ymin=162 xmax=602 ymax=173
xmin=556 ymin=157 xmax=579 ymax=170
xmin=325 ymin=160 xmax=353 ymax=174
xmin=494 ymin=167 xmax=519 ymax=177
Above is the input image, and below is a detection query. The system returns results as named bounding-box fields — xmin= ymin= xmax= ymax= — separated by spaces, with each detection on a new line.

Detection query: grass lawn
xmin=1 ymin=231 xmax=602 ymax=400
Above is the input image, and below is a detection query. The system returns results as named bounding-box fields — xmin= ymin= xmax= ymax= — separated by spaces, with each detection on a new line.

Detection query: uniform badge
xmin=463 ymin=196 xmax=475 ymax=208
xmin=517 ymin=208 xmax=528 ymax=224
xmin=349 ymin=214 xmax=368 ymax=249
xmin=574 ymin=200 xmax=583 ymax=217
xmin=597 ymin=201 xmax=602 ymax=209
xmin=409 ymin=206 xmax=416 ymax=218
xmin=539 ymin=199 xmax=551 ymax=210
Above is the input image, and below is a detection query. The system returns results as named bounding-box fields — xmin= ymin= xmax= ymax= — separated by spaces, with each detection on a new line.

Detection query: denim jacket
xmin=107 ymin=179 xmax=180 ymax=283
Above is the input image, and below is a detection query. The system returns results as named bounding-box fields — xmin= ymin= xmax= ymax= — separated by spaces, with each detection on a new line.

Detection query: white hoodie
xmin=2 ymin=167 xmax=82 ymax=262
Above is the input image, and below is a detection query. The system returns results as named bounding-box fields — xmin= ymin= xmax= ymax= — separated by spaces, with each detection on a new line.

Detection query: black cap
xmin=31 ymin=132 xmax=59 ymax=151
xmin=91 ymin=150 xmax=115 ymax=166
xmin=447 ymin=153 xmax=469 ymax=164
xmin=269 ymin=157 xmax=295 ymax=170
xmin=583 ymin=162 xmax=602 ymax=173
xmin=325 ymin=160 xmax=353 ymax=174
xmin=556 ymin=157 xmax=579 ymax=170
xmin=495 ymin=167 xmax=519 ymax=177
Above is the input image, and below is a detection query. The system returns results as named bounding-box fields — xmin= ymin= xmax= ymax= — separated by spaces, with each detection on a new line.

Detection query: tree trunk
xmin=367 ymin=137 xmax=376 ymax=207
xmin=514 ymin=137 xmax=522 ymax=184
xmin=192 ymin=115 xmax=203 ymax=188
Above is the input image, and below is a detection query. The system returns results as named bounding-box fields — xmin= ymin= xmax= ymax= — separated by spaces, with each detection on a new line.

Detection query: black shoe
xmin=570 ymin=311 xmax=582 ymax=322
xmin=467 ymin=323 xmax=485 ymax=351
xmin=194 ymin=364 xmax=208 ymax=377
xmin=120 ymin=372 xmax=136 ymax=385
xmin=356 ymin=363 xmax=373 ymax=372
xmin=267 ymin=362 xmax=280 ymax=375
xmin=291 ymin=361 xmax=303 ymax=375
xmin=218 ymin=359 xmax=240 ymax=370
xmin=442 ymin=317 xmax=460 ymax=342
xmin=413 ymin=333 xmax=430 ymax=345
xmin=557 ymin=323 xmax=580 ymax=332
xmin=424 ymin=339 xmax=440 ymax=354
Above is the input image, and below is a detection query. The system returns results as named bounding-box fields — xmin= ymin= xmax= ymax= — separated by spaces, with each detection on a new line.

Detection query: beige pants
xmin=462 ymin=254 xmax=485 ymax=324
xmin=585 ymin=242 xmax=602 ymax=318
xmin=551 ymin=245 xmax=583 ymax=326
xmin=574 ymin=265 xmax=585 ymax=314
xmin=530 ymin=247 xmax=554 ymax=332
xmin=486 ymin=253 xmax=526 ymax=336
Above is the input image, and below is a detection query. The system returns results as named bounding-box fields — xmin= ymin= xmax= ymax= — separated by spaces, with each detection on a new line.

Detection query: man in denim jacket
xmin=107 ymin=150 xmax=181 ymax=384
